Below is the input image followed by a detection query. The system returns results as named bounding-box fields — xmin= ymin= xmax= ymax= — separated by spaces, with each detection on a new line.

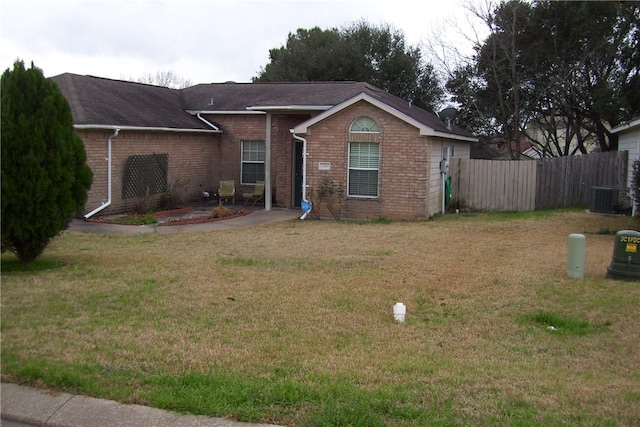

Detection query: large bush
xmin=1 ymin=60 xmax=93 ymax=263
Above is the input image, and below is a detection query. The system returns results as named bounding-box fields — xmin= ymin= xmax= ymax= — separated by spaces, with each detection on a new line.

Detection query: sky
xmin=0 ymin=0 xmax=483 ymax=85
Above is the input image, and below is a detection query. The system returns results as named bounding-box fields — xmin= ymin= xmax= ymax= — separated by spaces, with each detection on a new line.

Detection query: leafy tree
xmin=524 ymin=1 xmax=640 ymax=155
xmin=254 ymin=22 xmax=444 ymax=112
xmin=446 ymin=0 xmax=538 ymax=158
xmin=136 ymin=70 xmax=192 ymax=89
xmin=1 ymin=60 xmax=93 ymax=263
xmin=119 ymin=71 xmax=192 ymax=88
xmin=446 ymin=0 xmax=639 ymax=157
xmin=256 ymin=27 xmax=344 ymax=82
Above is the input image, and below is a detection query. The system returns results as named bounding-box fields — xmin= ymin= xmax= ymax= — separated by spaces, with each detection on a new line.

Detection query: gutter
xmin=246 ymin=105 xmax=331 ymax=112
xmin=428 ymin=131 xmax=478 ymax=143
xmin=84 ymin=128 xmax=118 ymax=219
xmin=187 ymin=110 xmax=265 ymax=116
xmin=291 ymin=132 xmax=311 ymax=220
xmin=74 ymin=124 xmax=220 ymax=134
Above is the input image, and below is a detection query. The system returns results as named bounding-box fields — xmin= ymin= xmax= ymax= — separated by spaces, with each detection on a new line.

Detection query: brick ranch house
xmin=52 ymin=73 xmax=477 ymax=221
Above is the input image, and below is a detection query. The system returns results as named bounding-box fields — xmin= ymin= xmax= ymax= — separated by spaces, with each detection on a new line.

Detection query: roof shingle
xmin=52 ymin=73 xmax=474 ymax=138
xmin=52 ymin=74 xmax=210 ymax=130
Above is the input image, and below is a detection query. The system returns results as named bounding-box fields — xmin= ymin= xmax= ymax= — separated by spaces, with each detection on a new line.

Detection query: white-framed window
xmin=350 ymin=116 xmax=380 ymax=133
xmin=348 ymin=142 xmax=380 ymax=197
xmin=348 ymin=117 xmax=380 ymax=197
xmin=241 ymin=140 xmax=265 ymax=184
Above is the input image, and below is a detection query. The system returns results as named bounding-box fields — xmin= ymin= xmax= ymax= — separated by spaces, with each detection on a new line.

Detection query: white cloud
xmin=0 ymin=0 xmax=483 ymax=83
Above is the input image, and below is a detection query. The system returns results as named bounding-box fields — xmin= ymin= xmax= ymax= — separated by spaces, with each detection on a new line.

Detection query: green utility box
xmin=606 ymin=230 xmax=640 ymax=280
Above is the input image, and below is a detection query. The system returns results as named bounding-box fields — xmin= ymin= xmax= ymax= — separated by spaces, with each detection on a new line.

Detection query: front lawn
xmin=1 ymin=210 xmax=639 ymax=426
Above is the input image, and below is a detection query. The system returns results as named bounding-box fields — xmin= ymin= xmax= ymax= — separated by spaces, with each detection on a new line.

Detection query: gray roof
xmin=180 ymin=81 xmax=370 ymax=111
xmin=52 ymin=73 xmax=210 ymax=130
xmin=52 ymin=73 xmax=474 ymax=138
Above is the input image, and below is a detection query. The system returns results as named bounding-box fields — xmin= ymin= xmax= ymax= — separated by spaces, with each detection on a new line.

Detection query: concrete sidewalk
xmin=1 ymin=383 xmax=281 ymax=427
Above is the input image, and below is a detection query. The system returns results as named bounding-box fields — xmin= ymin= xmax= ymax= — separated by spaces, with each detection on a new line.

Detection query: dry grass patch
xmin=2 ymin=210 xmax=639 ymax=426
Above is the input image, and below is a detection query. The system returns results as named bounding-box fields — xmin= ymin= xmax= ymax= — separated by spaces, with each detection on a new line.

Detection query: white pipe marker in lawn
xmin=567 ymin=234 xmax=586 ymax=279
xmin=393 ymin=302 xmax=406 ymax=323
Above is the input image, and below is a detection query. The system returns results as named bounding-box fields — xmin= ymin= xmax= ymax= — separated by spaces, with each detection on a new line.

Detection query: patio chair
xmin=243 ymin=181 xmax=265 ymax=207
xmin=218 ymin=180 xmax=235 ymax=205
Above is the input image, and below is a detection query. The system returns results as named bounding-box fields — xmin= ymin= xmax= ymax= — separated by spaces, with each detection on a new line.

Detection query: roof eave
xmin=611 ymin=117 xmax=640 ymax=134
xmin=74 ymin=124 xmax=221 ymax=134
xmin=186 ymin=110 xmax=265 ymax=115
xmin=187 ymin=105 xmax=331 ymax=115
xmin=427 ymin=131 xmax=479 ymax=142
xmin=246 ymin=105 xmax=332 ymax=112
xmin=291 ymin=93 xmax=377 ymax=133
xmin=291 ymin=92 xmax=478 ymax=142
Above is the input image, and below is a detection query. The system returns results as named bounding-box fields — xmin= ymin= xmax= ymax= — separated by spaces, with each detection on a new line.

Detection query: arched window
xmin=348 ymin=117 xmax=380 ymax=197
xmin=349 ymin=116 xmax=380 ymax=133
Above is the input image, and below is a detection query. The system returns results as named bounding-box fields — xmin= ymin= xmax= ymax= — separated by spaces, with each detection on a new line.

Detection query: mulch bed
xmin=86 ymin=207 xmax=251 ymax=226
xmin=158 ymin=210 xmax=250 ymax=226
xmin=153 ymin=207 xmax=194 ymax=217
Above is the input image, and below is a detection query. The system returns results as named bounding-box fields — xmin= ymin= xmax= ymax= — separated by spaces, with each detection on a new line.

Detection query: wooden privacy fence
xmin=535 ymin=150 xmax=627 ymax=209
xmin=449 ymin=157 xmax=537 ymax=211
xmin=449 ymin=151 xmax=628 ymax=212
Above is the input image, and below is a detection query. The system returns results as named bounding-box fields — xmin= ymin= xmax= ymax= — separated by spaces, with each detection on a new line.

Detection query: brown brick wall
xmin=210 ymin=115 xmax=265 ymax=196
xmin=80 ymin=113 xmax=310 ymax=217
xmin=78 ymin=104 xmax=459 ymax=220
xmin=79 ymin=129 xmax=218 ymax=216
xmin=303 ymin=101 xmax=433 ymax=220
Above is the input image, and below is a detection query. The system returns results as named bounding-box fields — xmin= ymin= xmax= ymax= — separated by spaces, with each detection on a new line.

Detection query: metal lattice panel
xmin=122 ymin=153 xmax=168 ymax=199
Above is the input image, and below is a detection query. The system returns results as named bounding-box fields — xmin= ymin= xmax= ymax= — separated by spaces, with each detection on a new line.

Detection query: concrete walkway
xmin=1 ymin=383 xmax=281 ymax=427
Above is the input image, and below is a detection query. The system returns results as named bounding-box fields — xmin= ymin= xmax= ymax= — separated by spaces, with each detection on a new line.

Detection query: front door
xmin=294 ymin=139 xmax=303 ymax=207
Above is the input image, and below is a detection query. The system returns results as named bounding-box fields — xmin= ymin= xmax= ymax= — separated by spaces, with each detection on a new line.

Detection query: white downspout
xmin=292 ymin=132 xmax=311 ymax=219
xmin=84 ymin=128 xmax=119 ymax=219
xmin=196 ymin=113 xmax=220 ymax=131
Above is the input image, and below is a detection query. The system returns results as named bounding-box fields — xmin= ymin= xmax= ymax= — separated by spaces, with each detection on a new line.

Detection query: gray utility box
xmin=606 ymin=230 xmax=640 ymax=280
xmin=590 ymin=187 xmax=620 ymax=214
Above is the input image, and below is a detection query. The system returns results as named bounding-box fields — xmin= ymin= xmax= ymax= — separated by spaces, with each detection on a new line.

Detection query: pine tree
xmin=1 ymin=60 xmax=93 ymax=263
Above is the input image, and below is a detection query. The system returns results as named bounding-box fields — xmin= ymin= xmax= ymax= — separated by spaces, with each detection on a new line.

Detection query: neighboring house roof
xmin=611 ymin=117 xmax=640 ymax=134
xmin=52 ymin=73 xmax=476 ymax=141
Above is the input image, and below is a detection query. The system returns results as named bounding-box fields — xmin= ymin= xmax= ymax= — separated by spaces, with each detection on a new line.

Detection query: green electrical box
xmin=606 ymin=230 xmax=640 ymax=280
